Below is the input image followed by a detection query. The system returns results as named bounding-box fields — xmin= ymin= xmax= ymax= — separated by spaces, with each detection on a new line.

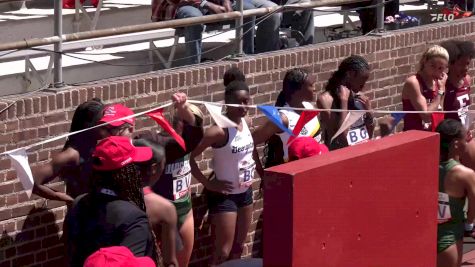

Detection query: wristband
xmin=438 ymin=90 xmax=445 ymax=97
xmin=465 ymin=223 xmax=474 ymax=232
xmin=200 ymin=0 xmax=208 ymax=7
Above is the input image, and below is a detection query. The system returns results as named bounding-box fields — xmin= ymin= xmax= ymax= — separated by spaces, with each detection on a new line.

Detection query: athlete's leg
xmin=177 ymin=210 xmax=194 ymax=267
xmin=210 ymin=212 xmax=238 ymax=266
xmin=229 ymin=204 xmax=253 ymax=259
xmin=437 ymin=240 xmax=463 ymax=267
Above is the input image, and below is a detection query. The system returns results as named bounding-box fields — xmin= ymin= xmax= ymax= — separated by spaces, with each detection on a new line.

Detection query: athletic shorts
xmin=173 ymin=195 xmax=192 ymax=231
xmin=437 ymin=223 xmax=464 ymax=253
xmin=207 ymin=187 xmax=253 ymax=215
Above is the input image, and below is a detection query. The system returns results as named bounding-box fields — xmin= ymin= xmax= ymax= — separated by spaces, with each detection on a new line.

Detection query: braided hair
xmin=65 ymin=98 xmax=104 ymax=151
xmin=325 ymin=55 xmax=370 ymax=110
xmin=436 ymin=119 xmax=465 ymax=156
xmin=223 ymin=67 xmax=246 ymax=87
xmin=91 ymin=163 xmax=159 ymax=263
xmin=440 ymin=40 xmax=475 ymax=65
xmin=275 ymin=68 xmax=309 ymax=107
xmin=264 ymin=68 xmax=309 ymax=168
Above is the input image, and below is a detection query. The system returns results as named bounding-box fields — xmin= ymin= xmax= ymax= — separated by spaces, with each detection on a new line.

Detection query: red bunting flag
xmin=287 ymin=110 xmax=319 ymax=144
xmin=431 ymin=112 xmax=445 ymax=132
xmin=147 ymin=109 xmax=186 ymax=151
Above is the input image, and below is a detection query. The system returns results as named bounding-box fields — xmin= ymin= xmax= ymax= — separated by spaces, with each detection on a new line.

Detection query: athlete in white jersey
xmin=253 ymin=68 xmax=322 ymax=167
xmin=277 ymin=105 xmax=322 ymax=162
xmin=191 ymin=81 xmax=263 ymax=266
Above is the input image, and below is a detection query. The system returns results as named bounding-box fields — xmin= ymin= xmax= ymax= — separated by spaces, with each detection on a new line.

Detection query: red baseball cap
xmin=93 ymin=136 xmax=152 ymax=171
xmin=288 ymin=136 xmax=329 ymax=161
xmin=99 ymin=104 xmax=135 ymax=127
xmin=84 ymin=246 xmax=155 ymax=267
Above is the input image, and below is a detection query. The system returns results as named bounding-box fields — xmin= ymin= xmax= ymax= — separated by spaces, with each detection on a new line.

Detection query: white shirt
xmin=212 ymin=118 xmax=256 ymax=194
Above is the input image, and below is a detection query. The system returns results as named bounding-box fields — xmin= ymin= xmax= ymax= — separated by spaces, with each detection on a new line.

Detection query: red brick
xmin=71 ymin=90 xmax=79 ymax=106
xmin=12 ymin=254 xmax=34 ymax=266
xmin=44 ymin=112 xmax=66 ymax=124
xmin=11 ymin=203 xmax=35 ymax=218
xmin=13 ymin=129 xmax=37 ymax=142
xmin=17 ymin=240 xmax=41 ymax=255
xmin=79 ymin=88 xmax=87 ymax=103
xmin=48 ymin=123 xmax=70 ymax=136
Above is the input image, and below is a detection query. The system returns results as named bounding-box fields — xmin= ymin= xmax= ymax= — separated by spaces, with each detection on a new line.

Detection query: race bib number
xmin=438 ymin=192 xmax=452 ymax=224
xmin=239 ymin=162 xmax=256 ymax=188
xmin=173 ymin=173 xmax=191 ymax=200
xmin=457 ymin=94 xmax=470 ymax=127
xmin=346 ymin=126 xmax=369 ymax=146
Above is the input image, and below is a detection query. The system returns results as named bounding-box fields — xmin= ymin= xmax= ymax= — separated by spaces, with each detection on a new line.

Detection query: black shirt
xmin=65 ymin=192 xmax=155 ymax=267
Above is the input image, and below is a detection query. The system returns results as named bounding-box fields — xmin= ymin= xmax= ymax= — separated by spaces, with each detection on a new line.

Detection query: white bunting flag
xmin=302 ymin=101 xmax=314 ymax=109
xmin=7 ymin=148 xmax=34 ymax=198
xmin=331 ymin=111 xmax=365 ymax=143
xmin=204 ymin=103 xmax=238 ymax=128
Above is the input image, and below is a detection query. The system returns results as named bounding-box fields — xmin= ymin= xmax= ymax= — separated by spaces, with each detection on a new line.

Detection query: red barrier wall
xmin=263 ymin=131 xmax=439 ymax=267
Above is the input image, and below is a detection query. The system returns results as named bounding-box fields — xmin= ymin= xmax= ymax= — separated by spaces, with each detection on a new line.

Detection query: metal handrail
xmin=0 ymin=0 xmax=367 ymax=52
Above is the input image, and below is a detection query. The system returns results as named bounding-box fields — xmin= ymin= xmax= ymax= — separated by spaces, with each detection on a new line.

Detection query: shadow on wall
xmin=190 ymin=192 xmax=212 ymax=267
xmin=0 ymin=206 xmax=65 ymax=266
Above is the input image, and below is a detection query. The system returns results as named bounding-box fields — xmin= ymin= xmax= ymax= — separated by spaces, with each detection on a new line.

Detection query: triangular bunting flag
xmin=431 ymin=112 xmax=445 ymax=132
xmin=331 ymin=111 xmax=365 ymax=142
xmin=7 ymin=148 xmax=34 ymax=198
xmin=204 ymin=103 xmax=238 ymax=128
xmin=390 ymin=113 xmax=406 ymax=131
xmin=257 ymin=105 xmax=294 ymax=136
xmin=147 ymin=109 xmax=186 ymax=151
xmin=287 ymin=102 xmax=319 ymax=144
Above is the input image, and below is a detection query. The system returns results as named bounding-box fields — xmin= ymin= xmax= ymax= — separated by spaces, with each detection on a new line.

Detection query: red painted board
xmin=263 ymin=130 xmax=439 ymax=267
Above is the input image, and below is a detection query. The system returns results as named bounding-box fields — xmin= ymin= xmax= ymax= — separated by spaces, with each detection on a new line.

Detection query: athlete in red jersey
xmin=402 ymin=45 xmax=449 ymax=131
xmin=441 ymin=40 xmax=475 ymax=128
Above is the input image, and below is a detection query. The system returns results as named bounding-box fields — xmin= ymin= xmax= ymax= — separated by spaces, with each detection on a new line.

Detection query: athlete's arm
xmin=246 ymin=117 xmax=264 ymax=178
xmin=402 ymin=76 xmax=443 ymax=122
xmin=463 ymin=168 xmax=475 ymax=225
xmin=145 ymin=194 xmax=178 ymax=267
xmin=356 ymin=94 xmax=375 ymax=138
xmin=190 ymin=126 xmax=233 ymax=193
xmin=251 ymin=115 xmax=288 ymax=146
xmin=32 ymin=147 xmax=78 ymax=203
xmin=172 ymin=93 xmax=196 ymax=126
xmin=317 ymin=88 xmax=350 ymax=145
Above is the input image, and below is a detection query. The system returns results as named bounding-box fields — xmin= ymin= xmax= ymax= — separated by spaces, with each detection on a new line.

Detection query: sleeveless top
xmin=277 ymin=104 xmax=322 ymax=162
xmin=444 ymin=77 xmax=471 ymax=127
xmin=438 ymin=159 xmax=465 ymax=226
xmin=212 ymin=119 xmax=255 ymax=195
xmin=402 ymin=74 xmax=438 ymax=131
xmin=144 ymin=120 xmax=203 ymax=204
xmin=329 ymin=96 xmax=369 ymax=150
xmin=153 ymin=154 xmax=192 ymax=203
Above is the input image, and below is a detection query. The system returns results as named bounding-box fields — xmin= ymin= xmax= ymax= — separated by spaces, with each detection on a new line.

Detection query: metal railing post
xmin=235 ymin=0 xmax=244 ymax=56
xmin=54 ymin=0 xmax=64 ymax=88
xmin=376 ymin=0 xmax=385 ymax=32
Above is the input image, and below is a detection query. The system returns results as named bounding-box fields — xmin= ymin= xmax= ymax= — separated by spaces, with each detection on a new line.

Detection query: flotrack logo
xmin=430 ymin=13 xmax=455 ymax=22
xmin=431 ymin=6 xmax=472 ymax=22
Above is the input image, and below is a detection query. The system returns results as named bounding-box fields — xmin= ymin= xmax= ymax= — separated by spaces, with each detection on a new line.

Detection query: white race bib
xmin=239 ymin=162 xmax=255 ymax=188
xmin=438 ymin=192 xmax=452 ymax=224
xmin=346 ymin=126 xmax=369 ymax=146
xmin=173 ymin=173 xmax=191 ymax=200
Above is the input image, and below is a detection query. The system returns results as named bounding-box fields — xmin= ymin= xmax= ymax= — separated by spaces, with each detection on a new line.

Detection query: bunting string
xmin=2 ymin=99 xmax=470 ymax=195
xmin=1 ymin=99 xmax=471 ymax=157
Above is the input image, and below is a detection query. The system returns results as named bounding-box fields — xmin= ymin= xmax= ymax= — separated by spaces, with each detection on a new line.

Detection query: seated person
xmin=152 ymin=0 xmax=280 ymax=64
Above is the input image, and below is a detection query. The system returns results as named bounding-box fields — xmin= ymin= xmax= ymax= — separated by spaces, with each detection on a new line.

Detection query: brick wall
xmin=1 ymin=18 xmax=475 ymax=267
